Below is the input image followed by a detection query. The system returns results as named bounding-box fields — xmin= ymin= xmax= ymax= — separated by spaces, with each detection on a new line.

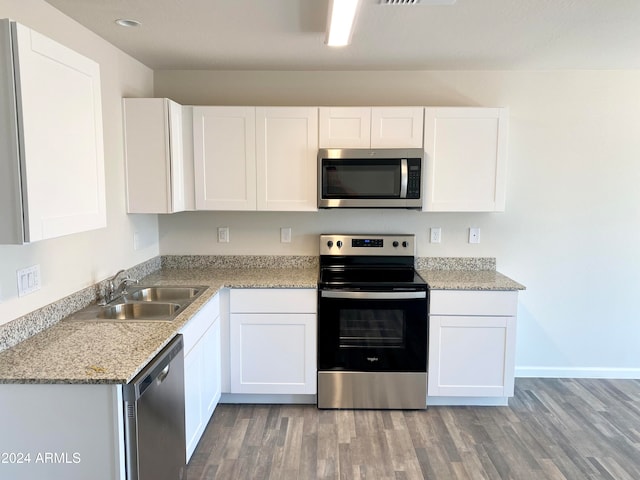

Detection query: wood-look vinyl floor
xmin=185 ymin=378 xmax=640 ymax=480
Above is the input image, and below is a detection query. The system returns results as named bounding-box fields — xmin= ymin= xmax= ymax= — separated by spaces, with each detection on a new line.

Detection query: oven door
xmin=318 ymin=290 xmax=428 ymax=372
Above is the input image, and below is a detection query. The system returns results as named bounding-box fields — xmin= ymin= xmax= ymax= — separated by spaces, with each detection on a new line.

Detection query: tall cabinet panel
xmin=193 ymin=106 xmax=256 ymax=210
xmin=423 ymin=107 xmax=508 ymax=212
xmin=256 ymin=107 xmax=318 ymax=211
xmin=0 ymin=20 xmax=105 ymax=243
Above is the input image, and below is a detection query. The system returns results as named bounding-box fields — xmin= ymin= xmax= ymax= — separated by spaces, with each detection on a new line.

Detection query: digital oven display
xmin=352 ymin=238 xmax=383 ymax=247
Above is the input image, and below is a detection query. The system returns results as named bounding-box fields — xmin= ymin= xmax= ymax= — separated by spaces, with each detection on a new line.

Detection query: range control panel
xmin=320 ymin=234 xmax=415 ymax=256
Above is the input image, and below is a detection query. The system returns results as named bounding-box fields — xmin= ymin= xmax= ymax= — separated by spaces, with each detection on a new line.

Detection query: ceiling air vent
xmin=380 ymin=0 xmax=456 ymax=5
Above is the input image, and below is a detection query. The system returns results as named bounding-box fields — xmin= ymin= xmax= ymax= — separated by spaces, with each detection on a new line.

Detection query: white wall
xmin=0 ymin=0 xmax=158 ymax=325
xmin=155 ymin=70 xmax=640 ymax=378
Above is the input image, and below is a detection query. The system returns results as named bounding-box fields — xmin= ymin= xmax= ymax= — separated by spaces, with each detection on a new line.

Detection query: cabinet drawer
xmin=230 ymin=289 xmax=316 ymax=313
xmin=180 ymin=293 xmax=219 ymax=355
xmin=430 ymin=290 xmax=517 ymax=316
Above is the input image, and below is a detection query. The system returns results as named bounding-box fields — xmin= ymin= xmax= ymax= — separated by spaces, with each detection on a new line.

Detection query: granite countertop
xmin=0 ymin=267 xmax=318 ymax=385
xmin=0 ymin=256 xmax=525 ymax=385
xmin=419 ymin=269 xmax=526 ymax=291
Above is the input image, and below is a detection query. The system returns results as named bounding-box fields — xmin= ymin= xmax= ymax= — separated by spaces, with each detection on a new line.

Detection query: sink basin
xmin=65 ymin=284 xmax=207 ymax=323
xmin=98 ymin=302 xmax=181 ymax=320
xmin=128 ymin=287 xmax=202 ymax=302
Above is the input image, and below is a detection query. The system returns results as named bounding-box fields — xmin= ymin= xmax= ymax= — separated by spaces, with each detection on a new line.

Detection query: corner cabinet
xmin=423 ymin=107 xmax=508 ymax=212
xmin=123 ymin=98 xmax=194 ymax=213
xmin=0 ymin=19 xmax=106 ymax=244
xmin=193 ymin=107 xmax=318 ymax=211
xmin=229 ymin=289 xmax=317 ymax=395
xmin=180 ymin=294 xmax=221 ymax=462
xmin=319 ymin=107 xmax=423 ymax=149
xmin=428 ymin=290 xmax=518 ymax=406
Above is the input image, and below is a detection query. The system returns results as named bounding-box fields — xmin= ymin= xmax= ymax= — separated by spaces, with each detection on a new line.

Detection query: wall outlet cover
xmin=430 ymin=227 xmax=441 ymax=243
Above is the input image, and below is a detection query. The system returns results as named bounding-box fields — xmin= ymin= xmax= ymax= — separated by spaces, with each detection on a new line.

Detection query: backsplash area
xmin=0 ymin=257 xmax=161 ymax=352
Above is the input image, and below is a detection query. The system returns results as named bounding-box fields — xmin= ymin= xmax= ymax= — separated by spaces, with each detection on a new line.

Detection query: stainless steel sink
xmin=98 ymin=302 xmax=181 ymax=320
xmin=127 ymin=286 xmax=202 ymax=302
xmin=65 ymin=284 xmax=206 ymax=323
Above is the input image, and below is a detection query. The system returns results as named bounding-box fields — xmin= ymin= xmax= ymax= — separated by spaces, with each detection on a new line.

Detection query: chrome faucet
xmin=101 ymin=269 xmax=138 ymax=305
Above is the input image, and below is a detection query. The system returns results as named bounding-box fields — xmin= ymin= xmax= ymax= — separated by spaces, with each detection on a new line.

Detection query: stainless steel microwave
xmin=318 ymin=148 xmax=424 ymax=209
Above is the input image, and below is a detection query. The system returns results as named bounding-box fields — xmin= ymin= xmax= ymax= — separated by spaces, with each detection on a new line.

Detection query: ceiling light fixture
xmin=115 ymin=19 xmax=141 ymax=28
xmin=325 ymin=0 xmax=362 ymax=47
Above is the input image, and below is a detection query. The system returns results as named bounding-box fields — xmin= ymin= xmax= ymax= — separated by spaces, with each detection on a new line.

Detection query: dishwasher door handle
xmin=156 ymin=364 xmax=170 ymax=384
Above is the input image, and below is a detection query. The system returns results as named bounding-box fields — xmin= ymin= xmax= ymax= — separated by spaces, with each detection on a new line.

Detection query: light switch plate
xmin=280 ymin=227 xmax=292 ymax=243
xmin=17 ymin=264 xmax=41 ymax=297
xmin=469 ymin=227 xmax=481 ymax=244
xmin=218 ymin=227 xmax=229 ymax=243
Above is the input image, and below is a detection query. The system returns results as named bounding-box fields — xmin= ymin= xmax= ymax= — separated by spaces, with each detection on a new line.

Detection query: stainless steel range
xmin=317 ymin=234 xmax=428 ymax=410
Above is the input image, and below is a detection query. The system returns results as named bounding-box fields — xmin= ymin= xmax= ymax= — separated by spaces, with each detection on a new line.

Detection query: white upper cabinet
xmin=256 ymin=107 xmax=318 ymax=211
xmin=123 ymin=98 xmax=194 ymax=213
xmin=0 ymin=19 xmax=106 ymax=244
xmin=193 ymin=106 xmax=257 ymax=210
xmin=194 ymin=106 xmax=318 ymax=211
xmin=423 ymin=107 xmax=508 ymax=212
xmin=319 ymin=107 xmax=371 ymax=148
xmin=319 ymin=107 xmax=423 ymax=149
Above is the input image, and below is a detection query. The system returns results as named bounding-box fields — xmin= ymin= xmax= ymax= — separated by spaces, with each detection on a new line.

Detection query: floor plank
xmin=185 ymin=378 xmax=640 ymax=480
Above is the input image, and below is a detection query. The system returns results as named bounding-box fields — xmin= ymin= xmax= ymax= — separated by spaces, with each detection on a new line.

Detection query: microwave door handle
xmin=400 ymin=159 xmax=408 ymax=198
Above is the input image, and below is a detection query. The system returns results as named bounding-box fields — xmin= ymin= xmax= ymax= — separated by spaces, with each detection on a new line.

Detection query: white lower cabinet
xmin=428 ymin=290 xmax=518 ymax=404
xmin=229 ymin=289 xmax=316 ymax=395
xmin=180 ymin=293 xmax=221 ymax=462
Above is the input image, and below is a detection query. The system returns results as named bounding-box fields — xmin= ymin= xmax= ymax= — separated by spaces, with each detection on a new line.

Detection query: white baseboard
xmin=427 ymin=396 xmax=509 ymax=407
xmin=515 ymin=366 xmax=640 ymax=379
xmin=220 ymin=393 xmax=317 ymax=404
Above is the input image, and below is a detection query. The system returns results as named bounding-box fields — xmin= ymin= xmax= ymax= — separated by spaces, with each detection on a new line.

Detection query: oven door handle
xmin=321 ymin=290 xmax=426 ymax=300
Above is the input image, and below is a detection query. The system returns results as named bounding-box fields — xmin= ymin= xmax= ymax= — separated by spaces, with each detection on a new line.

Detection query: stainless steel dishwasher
xmin=123 ymin=335 xmax=186 ymax=480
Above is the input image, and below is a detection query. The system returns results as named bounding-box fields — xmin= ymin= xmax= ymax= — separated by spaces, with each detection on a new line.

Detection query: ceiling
xmin=44 ymin=0 xmax=640 ymax=71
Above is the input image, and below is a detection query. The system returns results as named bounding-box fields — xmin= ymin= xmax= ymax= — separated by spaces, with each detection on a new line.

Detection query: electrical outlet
xmin=133 ymin=231 xmax=140 ymax=250
xmin=469 ymin=227 xmax=481 ymax=244
xmin=280 ymin=227 xmax=292 ymax=243
xmin=17 ymin=264 xmax=41 ymax=297
xmin=217 ymin=227 xmax=230 ymax=243
xmin=430 ymin=227 xmax=441 ymax=243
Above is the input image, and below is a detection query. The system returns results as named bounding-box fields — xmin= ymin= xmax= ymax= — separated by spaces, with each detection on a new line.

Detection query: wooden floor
xmin=185 ymin=378 xmax=640 ymax=480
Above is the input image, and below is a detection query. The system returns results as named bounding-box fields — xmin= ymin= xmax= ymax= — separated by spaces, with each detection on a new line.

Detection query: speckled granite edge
xmin=415 ymin=257 xmax=496 ymax=271
xmin=162 ymin=255 xmax=319 ymax=269
xmin=0 ymin=257 xmax=161 ymax=353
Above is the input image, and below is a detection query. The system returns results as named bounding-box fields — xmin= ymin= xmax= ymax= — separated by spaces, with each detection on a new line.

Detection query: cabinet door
xmin=201 ymin=317 xmax=222 ymax=419
xmin=13 ymin=22 xmax=106 ymax=242
xmin=423 ymin=107 xmax=508 ymax=212
xmin=230 ymin=313 xmax=316 ymax=394
xmin=183 ymin=346 xmax=204 ymax=461
xmin=256 ymin=107 xmax=318 ymax=211
xmin=428 ymin=315 xmax=516 ymax=397
xmin=193 ymin=106 xmax=256 ymax=210
xmin=124 ymin=98 xmax=185 ymax=213
xmin=319 ymin=107 xmax=371 ymax=148
xmin=371 ymin=107 xmax=424 ymax=148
